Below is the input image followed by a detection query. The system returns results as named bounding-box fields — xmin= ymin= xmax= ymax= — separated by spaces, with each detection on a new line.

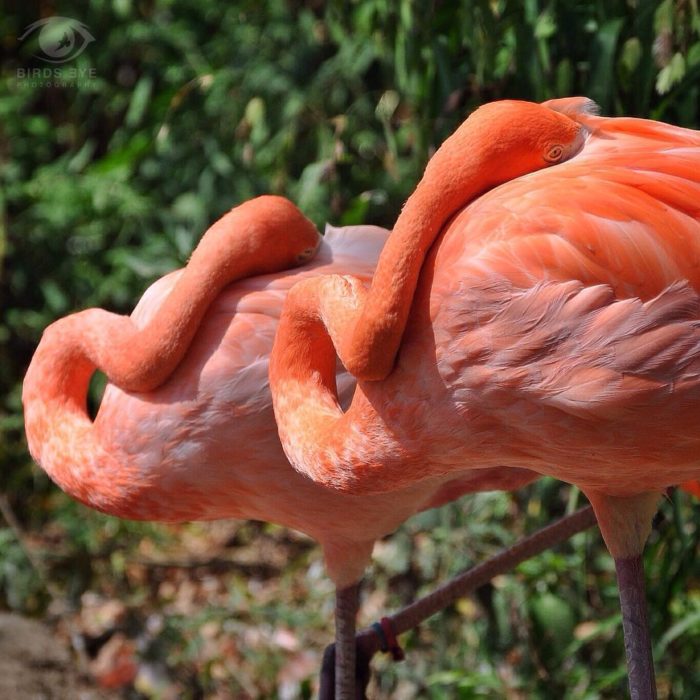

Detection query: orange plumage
xmin=271 ymin=101 xmax=700 ymax=498
xmin=22 ymin=198 xmax=535 ymax=589
xmin=269 ymin=98 xmax=700 ymax=698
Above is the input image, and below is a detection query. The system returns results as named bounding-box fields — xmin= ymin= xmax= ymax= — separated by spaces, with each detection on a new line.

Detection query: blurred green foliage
xmin=2 ymin=0 xmax=700 ymax=697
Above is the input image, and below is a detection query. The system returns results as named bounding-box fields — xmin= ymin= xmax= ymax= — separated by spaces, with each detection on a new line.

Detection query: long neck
xmin=22 ymin=196 xmax=317 ymax=515
xmin=100 ymin=202 xmax=308 ymax=392
xmin=343 ymin=104 xmax=582 ymax=380
xmin=22 ymin=315 xmax=152 ymax=517
xmin=21 ymin=239 xmax=256 ymax=515
xmin=370 ymin=149 xmax=489 ymax=316
xmin=343 ymin=138 xmax=496 ymax=380
xmin=270 ymin=277 xmax=415 ymax=495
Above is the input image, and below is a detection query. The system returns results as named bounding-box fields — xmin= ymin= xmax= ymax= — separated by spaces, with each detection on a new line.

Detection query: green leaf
xmin=125 ymin=75 xmax=153 ymax=127
xmin=688 ymin=42 xmax=700 ymax=68
xmin=534 ymin=9 xmax=556 ymax=40
xmin=172 ymin=191 xmax=207 ymax=226
xmin=67 ymin=139 xmax=96 ymax=173
xmin=339 ymin=193 xmax=370 ymax=225
xmin=588 ymin=18 xmax=625 ymax=110
xmin=656 ymin=52 xmax=686 ymax=94
xmin=91 ymin=132 xmax=150 ymax=174
xmin=375 ymin=89 xmax=400 ymax=123
xmin=620 ymin=37 xmax=642 ymax=74
xmin=656 ymin=608 xmax=700 ymax=654
xmin=654 ymin=0 xmax=674 ymax=33
xmin=530 ymin=592 xmax=576 ymax=658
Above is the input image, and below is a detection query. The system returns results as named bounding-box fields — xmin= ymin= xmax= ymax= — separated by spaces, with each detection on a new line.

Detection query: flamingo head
xmin=454 ymin=99 xmax=587 ymax=183
xmin=236 ymin=195 xmax=321 ymax=271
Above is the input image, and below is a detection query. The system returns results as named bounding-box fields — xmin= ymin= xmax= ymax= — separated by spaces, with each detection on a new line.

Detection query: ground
xmin=0 ymin=612 xmax=117 ymax=700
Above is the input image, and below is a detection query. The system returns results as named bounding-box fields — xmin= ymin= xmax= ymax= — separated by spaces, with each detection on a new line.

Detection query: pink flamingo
xmin=270 ymin=98 xmax=700 ymax=699
xmin=22 ymin=195 xmax=538 ymax=694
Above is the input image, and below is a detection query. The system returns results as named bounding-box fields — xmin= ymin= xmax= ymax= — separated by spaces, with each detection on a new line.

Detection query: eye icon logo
xmin=18 ymin=17 xmax=95 ymax=64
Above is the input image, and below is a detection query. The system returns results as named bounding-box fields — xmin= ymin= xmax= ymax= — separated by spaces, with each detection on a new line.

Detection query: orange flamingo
xmin=22 ymin=195 xmax=539 ymax=693
xmin=270 ymin=98 xmax=700 ymax=699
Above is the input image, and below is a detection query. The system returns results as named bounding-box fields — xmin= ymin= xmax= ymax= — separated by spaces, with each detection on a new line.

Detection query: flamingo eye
xmin=544 ymin=144 xmax=565 ymax=163
xmin=295 ymin=246 xmax=317 ymax=264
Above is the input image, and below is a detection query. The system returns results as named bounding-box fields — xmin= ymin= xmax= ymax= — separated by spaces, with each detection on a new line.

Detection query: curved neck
xmin=270 ymin=278 xmax=414 ymax=495
xmin=269 ymin=281 xmax=352 ymax=487
xmin=343 ymin=134 xmax=501 ymax=380
xmin=22 ymin=317 xmax=148 ymax=516
xmin=21 ymin=232 xmax=268 ymax=512
xmin=342 ymin=103 xmax=583 ymax=381
xmin=23 ymin=196 xmax=318 ymax=514
xmin=107 ymin=200 xmax=317 ymax=392
xmin=366 ymin=150 xmax=489 ymax=322
xmin=108 ymin=239 xmax=255 ymax=391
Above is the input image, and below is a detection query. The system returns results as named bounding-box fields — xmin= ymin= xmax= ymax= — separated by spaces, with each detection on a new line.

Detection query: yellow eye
xmin=544 ymin=144 xmax=564 ymax=163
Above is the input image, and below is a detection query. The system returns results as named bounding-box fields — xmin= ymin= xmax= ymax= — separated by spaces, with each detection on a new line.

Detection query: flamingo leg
xmin=615 ymin=555 xmax=657 ymax=700
xmin=318 ymin=644 xmax=335 ymax=699
xmin=335 ymin=582 xmax=361 ymax=700
xmin=319 ymin=507 xmax=597 ymax=696
xmin=584 ymin=491 xmax=661 ymax=700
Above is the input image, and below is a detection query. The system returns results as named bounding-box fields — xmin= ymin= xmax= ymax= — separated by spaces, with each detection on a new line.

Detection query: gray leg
xmin=335 ymin=583 xmax=360 ymax=700
xmin=615 ymin=555 xmax=657 ymax=700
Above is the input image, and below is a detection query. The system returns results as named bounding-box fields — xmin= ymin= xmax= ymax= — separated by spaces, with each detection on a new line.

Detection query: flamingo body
xmin=269 ymin=101 xmax=700 ymax=697
xmin=413 ymin=113 xmax=700 ymax=495
xmin=272 ymin=109 xmax=700 ymax=498
xmin=23 ymin=220 xmax=535 ymax=588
